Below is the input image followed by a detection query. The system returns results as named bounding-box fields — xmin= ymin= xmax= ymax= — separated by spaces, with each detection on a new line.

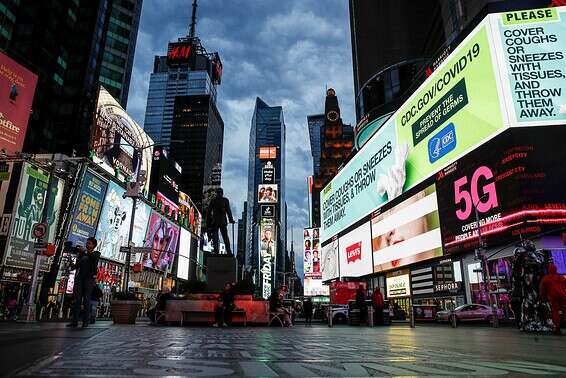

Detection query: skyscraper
xmin=236 ymin=201 xmax=248 ymax=276
xmin=307 ymin=89 xmax=354 ymax=227
xmin=246 ymin=97 xmax=286 ymax=295
xmin=0 ymin=0 xmax=141 ymax=156
xmin=99 ymin=0 xmax=143 ymax=107
xmin=1 ymin=0 xmax=142 ymax=155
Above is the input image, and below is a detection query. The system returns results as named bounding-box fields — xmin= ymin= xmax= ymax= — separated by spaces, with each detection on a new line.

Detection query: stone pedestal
xmin=206 ymin=255 xmax=237 ymax=292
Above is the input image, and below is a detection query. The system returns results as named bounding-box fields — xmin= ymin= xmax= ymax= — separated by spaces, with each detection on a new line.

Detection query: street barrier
xmin=409 ymin=305 xmax=415 ymax=328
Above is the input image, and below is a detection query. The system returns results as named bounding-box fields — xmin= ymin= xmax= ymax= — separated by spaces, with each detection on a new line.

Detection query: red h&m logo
xmin=346 ymin=242 xmax=362 ymax=264
xmin=168 ymin=44 xmax=191 ymax=61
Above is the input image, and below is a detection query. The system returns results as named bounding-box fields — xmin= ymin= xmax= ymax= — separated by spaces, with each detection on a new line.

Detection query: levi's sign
xmin=346 ymin=242 xmax=362 ymax=264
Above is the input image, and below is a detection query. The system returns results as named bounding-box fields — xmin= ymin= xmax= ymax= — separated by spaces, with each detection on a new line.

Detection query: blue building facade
xmin=246 ymin=97 xmax=286 ymax=291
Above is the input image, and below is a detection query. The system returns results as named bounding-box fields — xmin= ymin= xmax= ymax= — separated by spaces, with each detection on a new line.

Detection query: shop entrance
xmin=388 ymin=297 xmax=411 ymax=320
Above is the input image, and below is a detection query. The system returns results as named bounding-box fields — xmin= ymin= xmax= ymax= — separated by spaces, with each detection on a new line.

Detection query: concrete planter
xmin=111 ymin=300 xmax=141 ymax=324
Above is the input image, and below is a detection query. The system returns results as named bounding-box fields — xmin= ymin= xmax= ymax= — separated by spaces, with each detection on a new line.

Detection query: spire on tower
xmin=189 ymin=0 xmax=198 ymax=38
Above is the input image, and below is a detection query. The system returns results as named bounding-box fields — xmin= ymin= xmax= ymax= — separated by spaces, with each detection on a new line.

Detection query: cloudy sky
xmin=127 ymin=0 xmax=355 ymax=276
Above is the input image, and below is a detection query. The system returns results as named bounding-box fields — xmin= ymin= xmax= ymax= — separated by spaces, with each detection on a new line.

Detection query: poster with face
xmin=178 ymin=191 xmax=201 ymax=236
xmin=96 ymin=181 xmax=132 ymax=263
xmin=258 ymin=184 xmax=278 ymax=203
xmin=4 ymin=163 xmax=63 ymax=270
xmin=321 ymin=239 xmax=339 ymax=281
xmin=372 ymin=183 xmax=442 ymax=273
xmin=143 ymin=211 xmax=180 ymax=271
xmin=304 ymin=227 xmax=321 ymax=279
xmin=131 ymin=201 xmax=151 ymax=250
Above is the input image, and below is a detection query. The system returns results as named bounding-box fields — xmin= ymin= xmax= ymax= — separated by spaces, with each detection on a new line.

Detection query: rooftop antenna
xmin=189 ymin=0 xmax=198 ymax=38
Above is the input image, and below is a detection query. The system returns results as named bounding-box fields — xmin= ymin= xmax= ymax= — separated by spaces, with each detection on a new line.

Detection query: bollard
xmin=450 ymin=311 xmax=457 ymax=328
xmin=409 ymin=305 xmax=415 ymax=328
xmin=66 ymin=308 xmax=70 ymax=319
xmin=48 ymin=307 xmax=53 ymax=320
xmin=328 ymin=305 xmax=333 ymax=328
xmin=368 ymin=306 xmax=374 ymax=327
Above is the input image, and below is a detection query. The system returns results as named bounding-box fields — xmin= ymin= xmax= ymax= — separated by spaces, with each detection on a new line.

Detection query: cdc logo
xmin=428 ymin=123 xmax=456 ymax=163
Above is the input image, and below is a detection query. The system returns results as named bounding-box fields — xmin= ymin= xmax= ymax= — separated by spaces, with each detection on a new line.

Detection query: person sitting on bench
xmin=269 ymin=289 xmax=292 ymax=327
xmin=214 ymin=282 xmax=235 ymax=327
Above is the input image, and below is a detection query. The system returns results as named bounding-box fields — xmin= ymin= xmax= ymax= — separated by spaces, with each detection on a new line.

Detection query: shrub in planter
xmin=111 ymin=292 xmax=141 ymax=324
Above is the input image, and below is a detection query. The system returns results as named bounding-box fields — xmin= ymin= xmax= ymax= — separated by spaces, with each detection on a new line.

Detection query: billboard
xmin=177 ymin=228 xmax=191 ymax=280
xmin=338 ymin=222 xmax=373 ymax=278
xmin=131 ymin=201 xmax=151 ymax=249
xmin=321 ymin=238 xmax=339 ymax=281
xmin=4 ymin=164 xmax=64 ymax=270
xmin=178 ymin=191 xmax=202 ymax=236
xmin=372 ymin=183 xmax=442 ymax=273
xmin=156 ymin=191 xmax=178 ymax=220
xmin=436 ymin=126 xmax=566 ymax=254
xmin=91 ymin=87 xmax=153 ymax=196
xmin=258 ymin=146 xmax=277 ymax=160
xmin=386 ymin=271 xmax=411 ymax=298
xmin=167 ymin=41 xmax=194 ymax=66
xmin=149 ymin=147 xmax=180 ymax=205
xmin=321 ymin=19 xmax=506 ymax=242
xmin=0 ymin=51 xmax=38 ymax=154
xmin=303 ymin=228 xmax=320 ymax=279
xmin=143 ymin=211 xmax=180 ymax=271
xmin=96 ymin=181 xmax=133 ymax=263
xmin=493 ymin=6 xmax=566 ymax=126
xmin=258 ymin=184 xmax=278 ymax=203
xmin=262 ymin=161 xmax=275 ymax=183
xmin=67 ymin=170 xmax=107 ymax=248
xmin=259 ymin=220 xmax=277 ymax=299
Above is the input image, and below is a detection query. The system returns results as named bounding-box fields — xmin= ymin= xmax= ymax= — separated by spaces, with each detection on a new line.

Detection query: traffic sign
xmin=32 ymin=223 xmax=48 ymax=239
xmin=34 ymin=241 xmax=47 ymax=254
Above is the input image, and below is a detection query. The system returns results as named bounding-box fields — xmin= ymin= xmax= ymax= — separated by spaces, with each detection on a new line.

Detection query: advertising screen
xmin=258 ymin=184 xmax=278 ymax=203
xmin=303 ymin=228 xmax=321 ymax=279
xmin=67 ymin=170 xmax=108 ymax=248
xmin=177 ymin=228 xmax=191 ymax=280
xmin=386 ymin=271 xmax=411 ymax=298
xmin=372 ymin=183 xmax=442 ymax=273
xmin=91 ymin=87 xmax=153 ymax=196
xmin=143 ymin=211 xmax=180 ymax=271
xmin=259 ymin=220 xmax=277 ymax=299
xmin=493 ymin=6 xmax=566 ymax=126
xmin=156 ymin=191 xmax=179 ymax=220
xmin=338 ymin=221 xmax=373 ymax=278
xmin=131 ymin=201 xmax=151 ymax=249
xmin=321 ymin=19 xmax=505 ymax=242
xmin=321 ymin=239 xmax=339 ymax=281
xmin=0 ymin=51 xmax=38 ymax=154
xmin=96 ymin=181 xmax=133 ymax=263
xmin=304 ymin=277 xmax=330 ymax=297
xmin=178 ymin=191 xmax=201 ymax=236
xmin=4 ymin=164 xmax=64 ymax=270
xmin=436 ymin=126 xmax=566 ymax=254
xmin=149 ymin=147 xmax=180 ymax=204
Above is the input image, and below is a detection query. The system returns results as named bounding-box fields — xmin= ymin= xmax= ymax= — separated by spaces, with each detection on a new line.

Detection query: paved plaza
xmin=2 ymin=322 xmax=566 ymax=377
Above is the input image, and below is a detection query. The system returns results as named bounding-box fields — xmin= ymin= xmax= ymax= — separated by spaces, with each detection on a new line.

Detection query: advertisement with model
xmin=3 ymin=163 xmax=64 ymax=270
xmin=67 ymin=170 xmax=108 ymax=249
xmin=178 ymin=191 xmax=202 ymax=237
xmin=91 ymin=87 xmax=153 ymax=196
xmin=96 ymin=181 xmax=133 ymax=263
xmin=0 ymin=52 xmax=38 ymax=154
xmin=259 ymin=219 xmax=276 ymax=299
xmin=338 ymin=222 xmax=373 ymax=278
xmin=258 ymin=184 xmax=278 ymax=203
xmin=143 ymin=211 xmax=180 ymax=271
xmin=372 ymin=182 xmax=442 ymax=273
xmin=437 ymin=126 xmax=566 ymax=254
xmin=304 ymin=227 xmax=328 ymax=296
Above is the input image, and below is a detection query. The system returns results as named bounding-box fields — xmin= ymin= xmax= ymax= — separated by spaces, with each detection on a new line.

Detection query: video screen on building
xmin=338 ymin=221 xmax=373 ymax=278
xmin=321 ymin=238 xmax=339 ymax=282
xmin=372 ymin=182 xmax=442 ymax=273
xmin=143 ymin=211 xmax=180 ymax=271
xmin=258 ymin=184 xmax=278 ymax=203
xmin=259 ymin=220 xmax=277 ymax=299
xmin=177 ymin=228 xmax=191 ymax=281
xmin=436 ymin=126 xmax=566 ymax=254
xmin=303 ymin=228 xmax=321 ymax=279
xmin=96 ymin=181 xmax=133 ymax=263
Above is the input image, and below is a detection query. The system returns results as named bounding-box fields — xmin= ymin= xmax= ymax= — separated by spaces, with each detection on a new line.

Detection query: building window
xmin=53 ymin=73 xmax=64 ymax=86
xmin=67 ymin=8 xmax=77 ymax=23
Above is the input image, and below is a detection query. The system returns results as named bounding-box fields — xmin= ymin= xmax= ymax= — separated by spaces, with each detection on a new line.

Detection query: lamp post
xmin=473 ymin=193 xmax=499 ymax=328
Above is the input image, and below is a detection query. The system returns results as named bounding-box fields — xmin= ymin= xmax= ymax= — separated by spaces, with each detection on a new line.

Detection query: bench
xmin=181 ymin=308 xmax=247 ymax=327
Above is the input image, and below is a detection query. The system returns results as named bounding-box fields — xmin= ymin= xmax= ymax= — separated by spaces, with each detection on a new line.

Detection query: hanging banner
xmin=67 ymin=170 xmax=108 ymax=248
xmin=259 ymin=220 xmax=277 ymax=299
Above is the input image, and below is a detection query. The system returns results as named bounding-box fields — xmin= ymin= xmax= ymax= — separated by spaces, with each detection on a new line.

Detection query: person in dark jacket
xmin=303 ymin=298 xmax=313 ymax=326
xmin=207 ymin=188 xmax=235 ymax=255
xmin=356 ymin=284 xmax=367 ymax=324
xmin=67 ymin=237 xmax=100 ymax=328
xmin=269 ymin=290 xmax=291 ymax=327
xmin=540 ymin=264 xmax=566 ymax=335
xmin=214 ymin=282 xmax=235 ymax=327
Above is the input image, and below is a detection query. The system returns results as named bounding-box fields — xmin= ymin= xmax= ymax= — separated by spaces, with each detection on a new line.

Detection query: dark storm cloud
xmin=127 ymin=0 xmax=354 ymax=277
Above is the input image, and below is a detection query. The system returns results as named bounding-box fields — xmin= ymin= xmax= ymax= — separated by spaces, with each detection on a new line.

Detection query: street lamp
xmin=473 ymin=193 xmax=499 ymax=328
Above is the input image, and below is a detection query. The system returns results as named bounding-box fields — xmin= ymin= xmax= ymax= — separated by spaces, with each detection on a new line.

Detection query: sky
xmin=126 ymin=0 xmax=355 ymax=277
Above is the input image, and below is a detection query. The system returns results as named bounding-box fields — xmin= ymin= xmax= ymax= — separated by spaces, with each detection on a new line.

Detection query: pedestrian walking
xmin=356 ymin=284 xmax=367 ymax=325
xmin=539 ymin=264 xmax=566 ymax=335
xmin=372 ymin=288 xmax=384 ymax=325
xmin=67 ymin=237 xmax=100 ymax=328
xmin=303 ymin=298 xmax=313 ymax=326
